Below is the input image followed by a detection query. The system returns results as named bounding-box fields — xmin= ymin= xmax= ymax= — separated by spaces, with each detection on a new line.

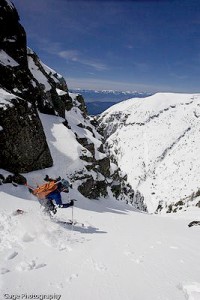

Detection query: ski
xmin=68 ymin=219 xmax=84 ymax=227
xmin=12 ymin=209 xmax=26 ymax=216
xmin=52 ymin=218 xmax=84 ymax=227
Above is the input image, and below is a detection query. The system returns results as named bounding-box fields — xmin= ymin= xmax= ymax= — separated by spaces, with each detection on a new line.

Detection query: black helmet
xmin=60 ymin=179 xmax=70 ymax=193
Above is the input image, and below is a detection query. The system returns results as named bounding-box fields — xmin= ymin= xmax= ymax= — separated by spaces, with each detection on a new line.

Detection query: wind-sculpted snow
xmin=98 ymin=93 xmax=200 ymax=212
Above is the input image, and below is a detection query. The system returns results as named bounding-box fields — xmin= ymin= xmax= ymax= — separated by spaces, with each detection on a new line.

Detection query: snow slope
xmin=0 ymin=185 xmax=200 ymax=300
xmin=19 ymin=110 xmax=103 ymax=193
xmin=98 ymin=93 xmax=200 ymax=212
xmin=0 ymin=88 xmax=17 ymax=109
xmin=0 ymin=50 xmax=19 ymax=67
xmin=27 ymin=50 xmax=51 ymax=92
xmin=0 ymin=94 xmax=200 ymax=299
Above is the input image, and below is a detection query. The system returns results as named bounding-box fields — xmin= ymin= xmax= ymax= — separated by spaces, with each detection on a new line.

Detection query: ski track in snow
xmin=0 ymin=190 xmax=200 ymax=300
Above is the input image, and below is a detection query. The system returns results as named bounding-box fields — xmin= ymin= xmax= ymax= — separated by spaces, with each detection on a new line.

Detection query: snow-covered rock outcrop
xmin=98 ymin=93 xmax=200 ymax=212
xmin=0 ymin=0 xmax=54 ymax=172
xmin=0 ymin=0 xmax=146 ymax=206
xmin=0 ymin=89 xmax=53 ymax=172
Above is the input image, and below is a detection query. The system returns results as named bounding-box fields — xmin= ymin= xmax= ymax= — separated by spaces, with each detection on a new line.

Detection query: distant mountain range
xmin=70 ymin=89 xmax=153 ymax=115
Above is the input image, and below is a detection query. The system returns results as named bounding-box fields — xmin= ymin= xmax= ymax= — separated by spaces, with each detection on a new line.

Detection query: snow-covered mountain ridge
xmin=98 ymin=92 xmax=200 ymax=213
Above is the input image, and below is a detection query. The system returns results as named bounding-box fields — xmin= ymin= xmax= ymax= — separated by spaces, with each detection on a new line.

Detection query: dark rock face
xmin=0 ymin=1 xmax=59 ymax=173
xmin=78 ymin=176 xmax=107 ymax=199
xmin=27 ymin=48 xmax=73 ymax=117
xmin=0 ymin=172 xmax=27 ymax=185
xmin=76 ymin=95 xmax=88 ymax=117
xmin=97 ymin=157 xmax=110 ymax=177
xmin=188 ymin=221 xmax=200 ymax=227
xmin=110 ymin=168 xmax=147 ymax=211
xmin=77 ymin=137 xmax=95 ymax=157
xmin=111 ymin=184 xmax=121 ymax=199
xmin=0 ymin=1 xmax=73 ymax=117
xmin=0 ymin=1 xmax=43 ymax=107
xmin=0 ymin=0 xmax=27 ymax=67
xmin=0 ymin=95 xmax=53 ymax=172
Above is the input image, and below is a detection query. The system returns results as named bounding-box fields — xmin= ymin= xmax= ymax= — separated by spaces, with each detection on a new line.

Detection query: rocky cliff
xmin=0 ymin=0 xmax=74 ymax=172
xmin=0 ymin=0 xmax=146 ymax=209
xmin=0 ymin=0 xmax=54 ymax=172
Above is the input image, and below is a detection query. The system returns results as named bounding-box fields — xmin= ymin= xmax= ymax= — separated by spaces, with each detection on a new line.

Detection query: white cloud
xmin=36 ymin=38 xmax=108 ymax=71
xmin=170 ymin=72 xmax=188 ymax=80
xmin=58 ymin=50 xmax=79 ymax=61
xmin=58 ymin=49 xmax=108 ymax=71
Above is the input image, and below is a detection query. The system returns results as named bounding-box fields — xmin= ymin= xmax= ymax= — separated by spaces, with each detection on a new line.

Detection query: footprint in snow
xmin=132 ymin=255 xmax=144 ymax=264
xmin=22 ymin=232 xmax=35 ymax=242
xmin=170 ymin=246 xmax=179 ymax=250
xmin=48 ymin=282 xmax=64 ymax=289
xmin=89 ymin=258 xmax=107 ymax=272
xmin=16 ymin=260 xmax=46 ymax=271
xmin=59 ymin=244 xmax=72 ymax=252
xmin=94 ymin=262 xmax=107 ymax=272
xmin=124 ymin=250 xmax=135 ymax=256
xmin=6 ymin=251 xmax=18 ymax=260
xmin=55 ymin=283 xmax=64 ymax=289
xmin=86 ymin=258 xmax=108 ymax=272
xmin=35 ymin=263 xmax=47 ymax=269
xmin=124 ymin=249 xmax=144 ymax=264
xmin=1 ymin=268 xmax=10 ymax=274
xmin=66 ymin=273 xmax=79 ymax=283
xmin=156 ymin=241 xmax=162 ymax=245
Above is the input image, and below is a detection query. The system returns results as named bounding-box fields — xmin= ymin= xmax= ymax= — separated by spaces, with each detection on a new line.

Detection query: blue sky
xmin=12 ymin=0 xmax=200 ymax=92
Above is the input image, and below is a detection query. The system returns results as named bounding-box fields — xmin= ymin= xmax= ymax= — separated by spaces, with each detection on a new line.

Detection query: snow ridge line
xmin=157 ymin=126 xmax=191 ymax=163
xmin=99 ymin=99 xmax=194 ymax=137
xmin=125 ymin=100 xmax=194 ymax=127
xmin=5 ymin=0 xmax=15 ymax=10
xmin=137 ymin=126 xmax=191 ymax=189
xmin=194 ymin=110 xmax=200 ymax=118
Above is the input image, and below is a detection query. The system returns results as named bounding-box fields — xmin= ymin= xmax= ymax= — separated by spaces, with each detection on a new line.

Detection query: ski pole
xmin=24 ymin=182 xmax=36 ymax=190
xmin=71 ymin=205 xmax=74 ymax=232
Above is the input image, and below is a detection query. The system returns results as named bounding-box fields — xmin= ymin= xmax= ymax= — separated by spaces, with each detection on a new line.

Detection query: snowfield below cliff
xmin=98 ymin=93 xmax=200 ymax=212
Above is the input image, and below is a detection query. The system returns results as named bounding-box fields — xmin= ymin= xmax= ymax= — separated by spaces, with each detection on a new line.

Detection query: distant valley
xmin=70 ymin=89 xmax=153 ymax=115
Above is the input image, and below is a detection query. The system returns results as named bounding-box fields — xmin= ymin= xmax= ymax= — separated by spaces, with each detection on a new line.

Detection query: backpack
xmin=32 ymin=181 xmax=58 ymax=199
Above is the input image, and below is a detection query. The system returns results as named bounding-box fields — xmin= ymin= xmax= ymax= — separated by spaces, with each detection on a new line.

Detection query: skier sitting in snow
xmin=31 ymin=175 xmax=74 ymax=215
